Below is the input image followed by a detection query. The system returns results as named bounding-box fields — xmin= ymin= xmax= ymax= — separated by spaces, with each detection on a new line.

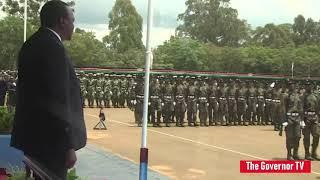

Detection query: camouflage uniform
xmin=87 ymin=78 xmax=95 ymax=108
xmin=284 ymin=84 xmax=303 ymax=160
xmin=218 ymin=82 xmax=229 ymax=126
xmin=256 ymin=83 xmax=266 ymax=125
xmin=134 ymin=78 xmax=144 ymax=126
xmin=174 ymin=79 xmax=187 ymax=127
xmin=303 ymin=83 xmax=320 ymax=160
xmin=162 ymin=80 xmax=174 ymax=127
xmin=228 ymin=81 xmax=238 ymax=126
xmin=237 ymin=82 xmax=248 ymax=126
xmin=198 ymin=82 xmax=208 ymax=126
xmin=265 ymin=85 xmax=273 ymax=125
xmin=187 ymin=80 xmax=198 ymax=126
xmin=247 ymin=82 xmax=257 ymax=125
xmin=111 ymin=78 xmax=120 ymax=108
xmin=272 ymin=84 xmax=282 ymax=131
xmin=207 ymin=80 xmax=219 ymax=126
xmin=119 ymin=77 xmax=128 ymax=108
xmin=149 ymin=78 xmax=162 ymax=127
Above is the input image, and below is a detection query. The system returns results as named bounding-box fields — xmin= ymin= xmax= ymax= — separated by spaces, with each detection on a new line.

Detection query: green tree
xmin=64 ymin=30 xmax=111 ymax=67
xmin=0 ymin=16 xmax=33 ymax=70
xmin=104 ymin=0 xmax=144 ymax=52
xmin=292 ymin=15 xmax=320 ymax=46
xmin=176 ymin=0 xmax=249 ymax=47
xmin=249 ymin=23 xmax=294 ymax=48
xmin=154 ymin=37 xmax=207 ymax=70
xmin=1 ymin=0 xmax=74 ymax=28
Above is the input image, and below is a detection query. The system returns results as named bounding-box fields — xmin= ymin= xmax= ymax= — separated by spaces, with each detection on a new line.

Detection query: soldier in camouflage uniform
xmin=119 ymin=76 xmax=128 ymax=108
xmin=174 ymin=77 xmax=187 ymax=127
xmin=207 ymin=79 xmax=219 ymax=126
xmin=149 ymin=77 xmax=162 ymax=127
xmin=87 ymin=75 xmax=95 ymax=108
xmin=256 ymin=82 xmax=266 ymax=125
xmin=134 ymin=77 xmax=144 ymax=126
xmin=128 ymin=76 xmax=137 ymax=111
xmin=247 ymin=81 xmax=257 ymax=125
xmin=162 ymin=79 xmax=174 ymax=127
xmin=95 ymin=87 xmax=104 ymax=107
xmin=264 ymin=82 xmax=273 ymax=125
xmin=111 ymin=76 xmax=120 ymax=108
xmin=237 ymin=81 xmax=248 ymax=126
xmin=103 ymin=74 xmax=112 ymax=108
xmin=186 ymin=78 xmax=198 ymax=126
xmin=198 ymin=80 xmax=209 ymax=126
xmin=80 ymin=84 xmax=87 ymax=107
xmin=303 ymin=82 xmax=320 ymax=160
xmin=282 ymin=82 xmax=303 ymax=160
xmin=272 ymin=82 xmax=282 ymax=131
xmin=228 ymin=80 xmax=238 ymax=126
xmin=218 ymin=81 xmax=229 ymax=126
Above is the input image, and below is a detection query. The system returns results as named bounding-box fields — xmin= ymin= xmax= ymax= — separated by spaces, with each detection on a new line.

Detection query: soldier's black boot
xmin=209 ymin=120 xmax=213 ymax=126
xmin=311 ymin=145 xmax=320 ymax=161
xmin=304 ymin=144 xmax=313 ymax=160
xmin=293 ymin=147 xmax=300 ymax=160
xmin=287 ymin=149 xmax=294 ymax=160
xmin=305 ymin=151 xmax=313 ymax=160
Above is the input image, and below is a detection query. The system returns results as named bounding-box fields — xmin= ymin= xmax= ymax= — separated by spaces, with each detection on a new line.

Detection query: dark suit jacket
xmin=10 ymin=27 xmax=86 ymax=156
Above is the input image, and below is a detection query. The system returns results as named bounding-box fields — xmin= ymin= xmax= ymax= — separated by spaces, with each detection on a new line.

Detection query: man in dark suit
xmin=10 ymin=1 xmax=87 ymax=179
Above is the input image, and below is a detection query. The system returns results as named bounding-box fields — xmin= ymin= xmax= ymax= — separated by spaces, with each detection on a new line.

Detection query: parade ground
xmin=83 ymin=108 xmax=320 ymax=180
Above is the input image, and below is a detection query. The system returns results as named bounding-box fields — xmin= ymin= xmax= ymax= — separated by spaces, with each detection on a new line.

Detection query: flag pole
xmin=24 ymin=0 xmax=27 ymax=42
xmin=139 ymin=0 xmax=153 ymax=179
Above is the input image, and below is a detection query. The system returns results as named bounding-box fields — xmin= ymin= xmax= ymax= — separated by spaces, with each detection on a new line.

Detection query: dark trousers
xmin=24 ymin=151 xmax=67 ymax=180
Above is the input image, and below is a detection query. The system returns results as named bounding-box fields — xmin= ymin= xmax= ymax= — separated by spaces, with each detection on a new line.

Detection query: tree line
xmin=0 ymin=0 xmax=320 ymax=77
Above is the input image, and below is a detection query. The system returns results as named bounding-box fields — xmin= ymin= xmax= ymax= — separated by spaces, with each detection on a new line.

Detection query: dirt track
xmin=84 ymin=108 xmax=320 ymax=180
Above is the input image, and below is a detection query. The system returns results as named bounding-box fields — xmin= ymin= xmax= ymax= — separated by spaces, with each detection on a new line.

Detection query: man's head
xmin=40 ymin=0 xmax=75 ymax=41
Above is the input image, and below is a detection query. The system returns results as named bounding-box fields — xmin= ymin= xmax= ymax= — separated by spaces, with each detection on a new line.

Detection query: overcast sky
xmin=1 ymin=0 xmax=320 ymax=46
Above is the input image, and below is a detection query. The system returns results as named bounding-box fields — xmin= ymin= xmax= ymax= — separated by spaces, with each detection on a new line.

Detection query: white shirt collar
xmin=46 ymin=28 xmax=62 ymax=41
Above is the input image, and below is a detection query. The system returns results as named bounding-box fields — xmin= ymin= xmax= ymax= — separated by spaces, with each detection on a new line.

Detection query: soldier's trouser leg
xmin=303 ymin=127 xmax=312 ymax=159
xmin=286 ymin=137 xmax=294 ymax=160
xmin=187 ymin=109 xmax=192 ymax=126
xmin=134 ymin=110 xmax=139 ymax=124
xmin=287 ymin=124 xmax=301 ymax=160
xmin=180 ymin=111 xmax=185 ymax=126
xmin=150 ymin=110 xmax=156 ymax=126
xmin=156 ymin=111 xmax=162 ymax=126
xmin=165 ymin=111 xmax=170 ymax=127
xmin=208 ymin=105 xmax=213 ymax=125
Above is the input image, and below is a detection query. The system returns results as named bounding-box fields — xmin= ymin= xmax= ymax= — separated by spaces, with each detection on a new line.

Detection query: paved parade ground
xmin=84 ymin=108 xmax=320 ymax=180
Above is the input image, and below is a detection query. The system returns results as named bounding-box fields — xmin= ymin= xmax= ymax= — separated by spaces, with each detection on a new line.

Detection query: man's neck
xmin=46 ymin=27 xmax=62 ymax=41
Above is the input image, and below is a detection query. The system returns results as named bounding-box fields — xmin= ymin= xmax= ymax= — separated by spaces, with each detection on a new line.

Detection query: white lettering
xmin=261 ymin=162 xmax=293 ymax=171
xmin=246 ymin=161 xmax=259 ymax=170
xmin=295 ymin=162 xmax=304 ymax=170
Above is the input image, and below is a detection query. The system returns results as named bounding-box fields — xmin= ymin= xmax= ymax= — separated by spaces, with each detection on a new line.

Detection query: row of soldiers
xmin=0 ymin=70 xmax=17 ymax=109
xmin=130 ymin=75 xmax=319 ymax=130
xmin=78 ymin=73 xmax=133 ymax=108
xmin=132 ymin=76 xmax=320 ymax=161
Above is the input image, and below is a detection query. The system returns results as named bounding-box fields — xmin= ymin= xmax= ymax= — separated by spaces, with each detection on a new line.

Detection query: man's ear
xmin=59 ymin=18 xmax=66 ymax=26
